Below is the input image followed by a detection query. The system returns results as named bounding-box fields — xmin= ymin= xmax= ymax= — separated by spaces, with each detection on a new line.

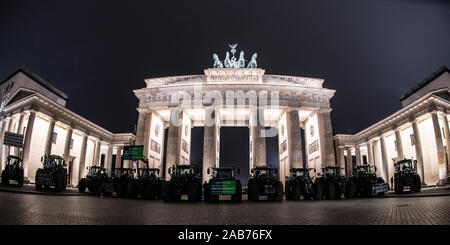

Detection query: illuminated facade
xmin=0 ymin=67 xmax=134 ymax=184
xmin=334 ymin=66 xmax=450 ymax=186
xmin=133 ymin=67 xmax=336 ymax=185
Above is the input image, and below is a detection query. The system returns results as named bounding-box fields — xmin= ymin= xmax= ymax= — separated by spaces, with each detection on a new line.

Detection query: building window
xmin=410 ymin=134 xmax=415 ymax=146
xmin=70 ymin=139 xmax=74 ymax=149
xmin=52 ymin=132 xmax=57 ymax=144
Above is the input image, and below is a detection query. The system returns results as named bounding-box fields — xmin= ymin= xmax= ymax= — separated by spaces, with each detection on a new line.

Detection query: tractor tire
xmin=413 ymin=175 xmax=421 ymax=192
xmin=284 ymin=180 xmax=291 ymax=200
xmin=231 ymin=180 xmax=242 ymax=202
xmin=145 ymin=183 xmax=157 ymax=200
xmin=313 ymin=183 xmax=323 ymax=200
xmin=127 ymin=181 xmax=138 ymax=199
xmin=292 ymin=183 xmax=301 ymax=201
xmin=335 ymin=184 xmax=342 ymax=199
xmin=250 ymin=181 xmax=260 ymax=201
xmin=275 ymin=182 xmax=283 ymax=202
xmin=78 ymin=179 xmax=87 ymax=193
xmin=161 ymin=181 xmax=172 ymax=202
xmin=118 ymin=181 xmax=128 ymax=198
xmin=2 ymin=171 xmax=8 ymax=185
xmin=54 ymin=173 xmax=64 ymax=192
xmin=247 ymin=181 xmax=254 ymax=201
xmin=101 ymin=182 xmax=113 ymax=196
xmin=204 ymin=184 xmax=212 ymax=202
xmin=345 ymin=181 xmax=356 ymax=199
xmin=395 ymin=179 xmax=404 ymax=194
xmin=17 ymin=169 xmax=24 ymax=187
xmin=188 ymin=182 xmax=201 ymax=202
xmin=326 ymin=182 xmax=336 ymax=200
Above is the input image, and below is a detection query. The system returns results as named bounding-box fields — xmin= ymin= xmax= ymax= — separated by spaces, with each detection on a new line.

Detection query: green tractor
xmin=112 ymin=168 xmax=135 ymax=198
xmin=346 ymin=164 xmax=389 ymax=198
xmin=161 ymin=165 xmax=202 ymax=202
xmin=203 ymin=167 xmax=242 ymax=202
xmin=316 ymin=166 xmax=347 ymax=200
xmin=1 ymin=155 xmax=24 ymax=187
xmin=394 ymin=159 xmax=421 ymax=194
xmin=78 ymin=166 xmax=114 ymax=196
xmin=126 ymin=157 xmax=162 ymax=200
xmin=35 ymin=155 xmax=67 ymax=192
xmin=285 ymin=168 xmax=322 ymax=201
xmin=247 ymin=166 xmax=283 ymax=202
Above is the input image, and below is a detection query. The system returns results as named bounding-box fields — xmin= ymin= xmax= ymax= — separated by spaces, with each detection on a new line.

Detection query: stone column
xmin=380 ymin=135 xmax=389 ymax=182
xmin=105 ymin=144 xmax=113 ymax=176
xmin=22 ymin=111 xmax=36 ymax=178
xmin=44 ymin=118 xmax=55 ymax=156
xmin=115 ymin=146 xmax=123 ymax=169
xmin=0 ymin=117 xmax=11 ymax=170
xmin=287 ymin=110 xmax=303 ymax=168
xmin=317 ymin=109 xmax=336 ymax=166
xmin=62 ymin=126 xmax=73 ymax=164
xmin=443 ymin=113 xmax=450 ymax=177
xmin=93 ymin=139 xmax=101 ymax=166
xmin=367 ymin=141 xmax=374 ymax=166
xmin=394 ymin=128 xmax=404 ymax=160
xmin=431 ymin=112 xmax=447 ymax=184
xmin=346 ymin=148 xmax=353 ymax=177
xmin=11 ymin=113 xmax=25 ymax=157
xmin=135 ymin=111 xmax=152 ymax=165
xmin=355 ymin=145 xmax=361 ymax=166
xmin=411 ymin=119 xmax=425 ymax=184
xmin=338 ymin=146 xmax=346 ymax=176
xmin=78 ymin=133 xmax=88 ymax=180
xmin=202 ymin=108 xmax=217 ymax=183
xmin=251 ymin=108 xmax=266 ymax=167
xmin=165 ymin=109 xmax=182 ymax=179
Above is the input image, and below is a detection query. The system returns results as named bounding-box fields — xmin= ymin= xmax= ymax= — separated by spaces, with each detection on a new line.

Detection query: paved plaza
xmin=0 ymin=191 xmax=448 ymax=225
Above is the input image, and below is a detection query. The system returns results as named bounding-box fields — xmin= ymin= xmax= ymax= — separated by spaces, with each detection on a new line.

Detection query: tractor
xmin=247 ymin=166 xmax=283 ymax=202
xmin=78 ymin=166 xmax=114 ymax=196
xmin=316 ymin=166 xmax=347 ymax=200
xmin=112 ymin=168 xmax=135 ymax=198
xmin=203 ymin=167 xmax=242 ymax=202
xmin=1 ymin=155 xmax=24 ymax=187
xmin=394 ymin=159 xmax=421 ymax=194
xmin=126 ymin=156 xmax=162 ymax=200
xmin=161 ymin=165 xmax=202 ymax=202
xmin=35 ymin=155 xmax=67 ymax=192
xmin=285 ymin=168 xmax=322 ymax=200
xmin=346 ymin=164 xmax=389 ymax=198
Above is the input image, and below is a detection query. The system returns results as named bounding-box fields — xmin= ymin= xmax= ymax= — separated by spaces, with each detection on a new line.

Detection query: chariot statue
xmin=212 ymin=44 xmax=257 ymax=69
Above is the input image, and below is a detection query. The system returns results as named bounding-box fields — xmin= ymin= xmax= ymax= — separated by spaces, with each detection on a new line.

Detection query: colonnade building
xmin=334 ymin=66 xmax=450 ymax=186
xmin=0 ymin=67 xmax=135 ymax=184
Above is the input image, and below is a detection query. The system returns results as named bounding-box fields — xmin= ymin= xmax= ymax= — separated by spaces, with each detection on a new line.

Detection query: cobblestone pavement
xmin=0 ymin=192 xmax=448 ymax=225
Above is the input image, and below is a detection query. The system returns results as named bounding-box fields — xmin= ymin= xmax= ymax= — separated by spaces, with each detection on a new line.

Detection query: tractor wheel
xmin=187 ymin=182 xmax=201 ymax=202
xmin=292 ymin=183 xmax=301 ymax=201
xmin=275 ymin=182 xmax=283 ymax=202
xmin=78 ymin=179 xmax=87 ymax=193
xmin=247 ymin=181 xmax=254 ymax=201
xmin=326 ymin=182 xmax=336 ymax=200
xmin=231 ymin=180 xmax=242 ymax=202
xmin=17 ymin=169 xmax=24 ymax=187
xmin=204 ymin=184 xmax=212 ymax=202
xmin=313 ymin=183 xmax=323 ymax=200
xmin=145 ymin=183 xmax=157 ymax=200
xmin=54 ymin=173 xmax=64 ymax=192
xmin=127 ymin=181 xmax=138 ymax=199
xmin=101 ymin=182 xmax=113 ymax=196
xmin=2 ymin=171 xmax=9 ymax=185
xmin=161 ymin=181 xmax=172 ymax=202
xmin=414 ymin=175 xmax=421 ymax=192
xmin=395 ymin=179 xmax=403 ymax=194
xmin=345 ymin=181 xmax=356 ymax=199
xmin=335 ymin=184 xmax=342 ymax=199
xmin=118 ymin=181 xmax=128 ymax=198
xmin=284 ymin=180 xmax=291 ymax=200
xmin=250 ymin=181 xmax=260 ymax=201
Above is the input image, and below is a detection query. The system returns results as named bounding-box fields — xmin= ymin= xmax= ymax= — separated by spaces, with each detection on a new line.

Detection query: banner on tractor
xmin=210 ymin=180 xmax=236 ymax=195
xmin=3 ymin=132 xmax=24 ymax=148
xmin=122 ymin=145 xmax=144 ymax=160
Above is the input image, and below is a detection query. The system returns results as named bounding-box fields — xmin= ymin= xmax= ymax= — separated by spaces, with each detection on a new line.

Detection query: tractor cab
xmin=87 ymin=166 xmax=107 ymax=176
xmin=290 ymin=168 xmax=313 ymax=178
xmin=41 ymin=155 xmax=66 ymax=169
xmin=252 ymin=166 xmax=277 ymax=178
xmin=321 ymin=166 xmax=341 ymax=177
xmin=395 ymin=159 xmax=417 ymax=173
xmin=208 ymin=167 xmax=239 ymax=180
xmin=353 ymin=164 xmax=376 ymax=176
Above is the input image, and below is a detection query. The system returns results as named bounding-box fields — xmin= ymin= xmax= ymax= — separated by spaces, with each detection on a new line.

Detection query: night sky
xmin=1 ymin=1 xmax=449 ymax=175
